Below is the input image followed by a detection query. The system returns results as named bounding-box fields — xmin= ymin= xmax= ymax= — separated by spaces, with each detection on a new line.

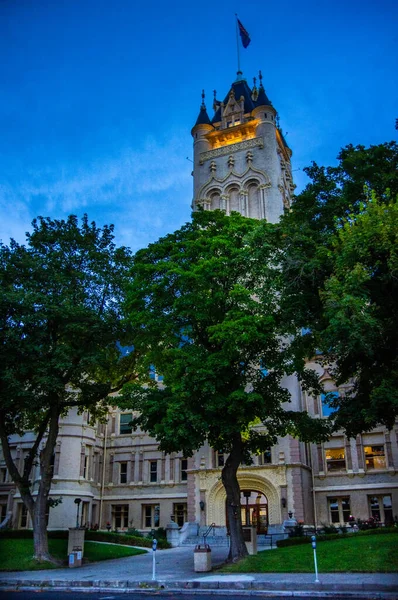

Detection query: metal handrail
xmin=202 ymin=522 xmax=216 ymax=545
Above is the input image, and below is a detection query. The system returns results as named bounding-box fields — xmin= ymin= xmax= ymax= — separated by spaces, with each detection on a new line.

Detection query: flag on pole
xmin=237 ymin=18 xmax=251 ymax=48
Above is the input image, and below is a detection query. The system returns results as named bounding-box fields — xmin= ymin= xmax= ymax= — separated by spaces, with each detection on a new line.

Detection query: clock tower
xmin=191 ymin=71 xmax=294 ymax=223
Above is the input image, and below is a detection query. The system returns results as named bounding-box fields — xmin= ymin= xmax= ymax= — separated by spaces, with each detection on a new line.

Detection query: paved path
xmin=0 ymin=545 xmax=397 ymax=597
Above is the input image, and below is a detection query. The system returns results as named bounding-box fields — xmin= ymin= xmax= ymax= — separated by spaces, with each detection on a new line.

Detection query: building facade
xmin=1 ymin=71 xmax=397 ymax=534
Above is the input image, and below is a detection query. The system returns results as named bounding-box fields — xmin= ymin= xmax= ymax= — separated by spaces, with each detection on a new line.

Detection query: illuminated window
xmin=181 ymin=458 xmax=188 ymax=481
xmin=143 ymin=504 xmax=160 ymax=528
xmin=369 ymin=495 xmax=393 ymax=525
xmin=364 ymin=445 xmax=386 ymax=470
xmin=150 ymin=461 xmax=157 ymax=483
xmin=325 ymin=448 xmax=346 ymax=472
xmin=329 ymin=497 xmax=351 ymax=523
xmin=120 ymin=462 xmax=127 ymax=484
xmin=120 ymin=413 xmax=133 ymax=435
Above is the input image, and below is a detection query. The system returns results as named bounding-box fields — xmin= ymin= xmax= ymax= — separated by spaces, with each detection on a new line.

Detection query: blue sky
xmin=1 ymin=0 xmax=397 ymax=251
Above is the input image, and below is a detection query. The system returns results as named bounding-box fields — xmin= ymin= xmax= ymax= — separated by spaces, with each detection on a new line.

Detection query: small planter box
xmin=194 ymin=544 xmax=212 ymax=572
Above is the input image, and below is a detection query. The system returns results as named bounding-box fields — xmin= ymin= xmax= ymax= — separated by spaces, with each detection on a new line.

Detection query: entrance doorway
xmin=241 ymin=490 xmax=268 ymax=533
xmin=226 ymin=489 xmax=268 ymax=534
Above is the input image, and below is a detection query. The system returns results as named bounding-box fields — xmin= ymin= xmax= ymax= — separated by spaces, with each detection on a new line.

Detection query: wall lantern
xmin=281 ymin=497 xmax=287 ymax=508
xmin=199 ymin=500 xmax=205 ymax=511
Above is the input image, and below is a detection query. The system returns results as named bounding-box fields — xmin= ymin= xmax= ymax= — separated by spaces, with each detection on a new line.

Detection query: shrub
xmin=288 ymin=523 xmax=304 ymax=537
xmin=127 ymin=528 xmax=144 ymax=538
xmin=321 ymin=523 xmax=339 ymax=534
xmin=146 ymin=527 xmax=167 ymax=540
xmin=0 ymin=529 xmax=170 ymax=548
xmin=276 ymin=526 xmax=398 ymax=548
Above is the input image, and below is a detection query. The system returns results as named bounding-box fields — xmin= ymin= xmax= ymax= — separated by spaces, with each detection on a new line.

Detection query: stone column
xmin=165 ymin=454 xmax=171 ymax=481
xmin=356 ymin=435 xmax=364 ymax=471
xmin=134 ymin=451 xmax=140 ymax=482
xmin=345 ymin=437 xmax=353 ymax=471
xmin=221 ymin=194 xmax=228 ymax=213
xmin=239 ymin=191 xmax=248 ymax=216
xmin=385 ymin=432 xmax=394 ymax=469
xmin=260 ymin=185 xmax=268 ymax=220
xmin=175 ymin=457 xmax=180 ymax=483
xmin=317 ymin=444 xmax=324 ymax=473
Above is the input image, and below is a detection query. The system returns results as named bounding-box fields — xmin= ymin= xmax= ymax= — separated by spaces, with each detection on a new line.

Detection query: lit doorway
xmin=241 ymin=490 xmax=268 ymax=533
xmin=226 ymin=489 xmax=268 ymax=534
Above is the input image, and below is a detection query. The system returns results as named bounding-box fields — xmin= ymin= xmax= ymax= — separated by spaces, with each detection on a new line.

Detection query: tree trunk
xmin=31 ymin=405 xmax=61 ymax=561
xmin=221 ymin=435 xmax=248 ymax=562
xmin=32 ymin=491 xmax=51 ymax=561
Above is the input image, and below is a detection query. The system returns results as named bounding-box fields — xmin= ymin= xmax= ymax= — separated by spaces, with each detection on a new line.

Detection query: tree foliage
xmin=266 ymin=142 xmax=398 ymax=436
xmin=121 ymin=210 xmax=330 ymax=561
xmin=0 ymin=215 xmax=135 ymax=560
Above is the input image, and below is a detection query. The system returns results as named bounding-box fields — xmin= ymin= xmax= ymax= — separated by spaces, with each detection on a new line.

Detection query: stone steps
xmin=181 ymin=535 xmax=229 ymax=546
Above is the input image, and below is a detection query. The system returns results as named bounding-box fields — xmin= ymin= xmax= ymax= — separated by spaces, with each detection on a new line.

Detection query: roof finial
xmin=276 ymin=112 xmax=280 ymax=128
xmin=201 ymin=89 xmax=206 ymax=108
xmin=251 ymin=76 xmax=259 ymax=101
xmin=213 ymin=90 xmax=218 ymax=112
xmin=259 ymin=70 xmax=263 ymax=87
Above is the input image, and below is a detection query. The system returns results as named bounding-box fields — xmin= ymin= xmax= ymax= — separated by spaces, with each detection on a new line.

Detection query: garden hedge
xmin=0 ymin=529 xmax=170 ymax=549
xmin=276 ymin=526 xmax=398 ymax=548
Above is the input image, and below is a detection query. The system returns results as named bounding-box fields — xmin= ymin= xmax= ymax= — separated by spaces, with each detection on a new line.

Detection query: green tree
xmin=267 ymin=142 xmax=398 ymax=436
xmin=0 ymin=215 xmax=135 ymax=561
xmin=121 ymin=210 xmax=329 ymax=562
xmin=320 ymin=196 xmax=398 ymax=435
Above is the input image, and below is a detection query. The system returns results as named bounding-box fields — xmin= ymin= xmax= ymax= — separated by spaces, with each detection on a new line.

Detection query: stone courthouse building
xmin=1 ymin=70 xmax=397 ymax=536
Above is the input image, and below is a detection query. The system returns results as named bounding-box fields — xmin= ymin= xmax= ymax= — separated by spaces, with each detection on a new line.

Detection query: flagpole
xmin=235 ymin=14 xmax=241 ymax=74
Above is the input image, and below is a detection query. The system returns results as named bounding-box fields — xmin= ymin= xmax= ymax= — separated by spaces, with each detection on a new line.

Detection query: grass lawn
xmin=222 ymin=533 xmax=398 ymax=573
xmin=0 ymin=539 xmax=147 ymax=571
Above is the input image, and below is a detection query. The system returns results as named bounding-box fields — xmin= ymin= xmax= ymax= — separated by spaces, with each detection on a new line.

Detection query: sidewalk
xmin=0 ymin=545 xmax=397 ymax=597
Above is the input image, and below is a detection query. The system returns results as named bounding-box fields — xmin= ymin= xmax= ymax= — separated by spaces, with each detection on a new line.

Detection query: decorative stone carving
xmin=205 ymin=470 xmax=285 ymax=526
xmin=199 ymin=137 xmax=264 ymax=164
xmin=227 ymin=155 xmax=235 ymax=169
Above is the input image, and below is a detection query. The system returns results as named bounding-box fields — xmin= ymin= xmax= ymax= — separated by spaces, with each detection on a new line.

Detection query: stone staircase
xmin=180 ymin=524 xmax=288 ymax=547
xmin=180 ymin=525 xmax=229 ymax=547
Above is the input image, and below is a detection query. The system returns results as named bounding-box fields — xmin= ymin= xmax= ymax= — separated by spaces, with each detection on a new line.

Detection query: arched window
xmin=247 ymin=182 xmax=260 ymax=219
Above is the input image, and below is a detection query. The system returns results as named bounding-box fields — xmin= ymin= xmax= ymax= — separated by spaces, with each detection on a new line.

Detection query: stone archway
xmin=207 ymin=472 xmax=282 ymax=526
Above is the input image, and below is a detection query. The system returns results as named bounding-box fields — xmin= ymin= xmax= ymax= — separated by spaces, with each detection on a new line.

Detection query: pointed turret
xmin=255 ymin=71 xmax=272 ymax=107
xmin=194 ymin=90 xmax=212 ymax=127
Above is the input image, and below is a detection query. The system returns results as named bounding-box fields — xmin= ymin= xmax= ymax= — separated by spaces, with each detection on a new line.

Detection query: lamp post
xmin=243 ymin=490 xmax=251 ymax=525
xmin=74 ymin=498 xmax=82 ymax=528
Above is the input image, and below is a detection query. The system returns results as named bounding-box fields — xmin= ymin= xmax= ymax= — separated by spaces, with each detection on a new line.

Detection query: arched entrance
xmin=207 ymin=474 xmax=282 ymax=527
xmin=226 ymin=489 xmax=268 ymax=534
